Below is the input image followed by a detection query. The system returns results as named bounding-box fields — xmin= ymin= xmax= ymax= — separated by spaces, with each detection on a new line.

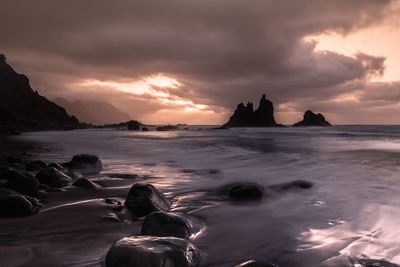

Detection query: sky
xmin=0 ymin=0 xmax=399 ymax=125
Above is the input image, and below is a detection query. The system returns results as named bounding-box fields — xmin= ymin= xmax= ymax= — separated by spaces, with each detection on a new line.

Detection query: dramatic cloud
xmin=0 ymin=0 xmax=398 ymax=124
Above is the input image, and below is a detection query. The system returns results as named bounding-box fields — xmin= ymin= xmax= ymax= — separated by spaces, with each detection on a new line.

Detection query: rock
xmin=269 ymin=180 xmax=313 ymax=192
xmin=223 ymin=94 xmax=277 ymax=127
xmin=125 ymin=184 xmax=171 ymax=217
xmin=72 ymin=178 xmax=97 ymax=189
xmin=127 ymin=120 xmax=140 ymax=130
xmin=0 ymin=189 xmax=40 ymax=217
xmin=228 ymin=183 xmax=264 ymax=201
xmin=67 ymin=154 xmax=103 ymax=174
xmin=35 ymin=167 xmax=72 ymax=188
xmin=25 ymin=160 xmax=47 ymax=172
xmin=141 ymin=127 xmax=149 ymax=131
xmin=141 ymin=211 xmax=191 ymax=239
xmin=48 ymin=162 xmax=64 ymax=170
xmin=0 ymin=168 xmax=26 ymax=181
xmin=156 ymin=125 xmax=179 ymax=131
xmin=102 ymin=212 xmax=123 ymax=223
xmin=236 ymin=260 xmax=279 ymax=267
xmin=3 ymin=176 xmax=40 ymax=197
xmin=105 ymin=236 xmax=199 ymax=267
xmin=358 ymin=259 xmax=398 ymax=267
xmin=293 ymin=110 xmax=331 ymax=126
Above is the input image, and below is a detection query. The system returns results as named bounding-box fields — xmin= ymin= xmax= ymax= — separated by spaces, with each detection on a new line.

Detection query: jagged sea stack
xmin=293 ymin=110 xmax=331 ymax=126
xmin=223 ymin=94 xmax=277 ymax=127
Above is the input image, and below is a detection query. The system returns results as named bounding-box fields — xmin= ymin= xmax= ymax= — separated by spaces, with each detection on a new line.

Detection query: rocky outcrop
xmin=105 ymin=236 xmax=199 ymax=267
xmin=223 ymin=94 xmax=277 ymax=127
xmin=127 ymin=120 xmax=140 ymax=130
xmin=64 ymin=154 xmax=103 ymax=174
xmin=293 ymin=110 xmax=331 ymax=126
xmin=0 ymin=54 xmax=80 ymax=130
xmin=125 ymin=184 xmax=171 ymax=217
xmin=141 ymin=211 xmax=191 ymax=239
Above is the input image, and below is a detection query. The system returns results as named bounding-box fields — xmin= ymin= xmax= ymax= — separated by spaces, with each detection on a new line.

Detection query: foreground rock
xmin=35 ymin=167 xmax=72 ymax=188
xmin=25 ymin=160 xmax=47 ymax=172
xmin=72 ymin=178 xmax=98 ymax=189
xmin=223 ymin=94 xmax=277 ymax=127
xmin=293 ymin=110 xmax=331 ymax=126
xmin=0 ymin=189 xmax=40 ymax=217
xmin=141 ymin=211 xmax=191 ymax=239
xmin=3 ymin=176 xmax=40 ymax=197
xmin=228 ymin=183 xmax=264 ymax=201
xmin=236 ymin=260 xmax=278 ymax=267
xmin=125 ymin=184 xmax=171 ymax=217
xmin=66 ymin=154 xmax=103 ymax=174
xmin=106 ymin=236 xmax=199 ymax=267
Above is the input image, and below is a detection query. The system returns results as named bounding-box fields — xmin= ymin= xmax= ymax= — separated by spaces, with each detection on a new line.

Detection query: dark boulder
xmin=3 ymin=176 xmax=40 ymax=197
xmin=127 ymin=120 xmax=140 ymax=130
xmin=125 ymin=184 xmax=171 ymax=217
xmin=236 ymin=260 xmax=279 ymax=267
xmin=72 ymin=178 xmax=97 ymax=189
xmin=141 ymin=127 xmax=149 ymax=131
xmin=67 ymin=154 xmax=103 ymax=174
xmin=141 ymin=211 xmax=191 ymax=239
xmin=35 ymin=167 xmax=72 ymax=188
xmin=229 ymin=183 xmax=264 ymax=201
xmin=223 ymin=94 xmax=277 ymax=127
xmin=106 ymin=236 xmax=199 ymax=267
xmin=25 ymin=160 xmax=47 ymax=172
xmin=293 ymin=110 xmax=331 ymax=126
xmin=156 ymin=125 xmax=179 ymax=131
xmin=0 ymin=168 xmax=26 ymax=181
xmin=48 ymin=162 xmax=64 ymax=170
xmin=0 ymin=189 xmax=40 ymax=217
xmin=269 ymin=180 xmax=313 ymax=192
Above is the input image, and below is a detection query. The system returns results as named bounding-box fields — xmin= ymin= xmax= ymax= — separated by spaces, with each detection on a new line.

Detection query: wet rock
xmin=141 ymin=127 xmax=149 ymax=131
xmin=127 ymin=120 xmax=140 ymax=130
xmin=105 ymin=198 xmax=121 ymax=205
xmin=67 ymin=154 xmax=103 ymax=174
xmin=25 ymin=160 xmax=47 ymax=172
xmin=106 ymin=236 xmax=199 ymax=267
xmin=156 ymin=125 xmax=179 ymax=131
xmin=0 ymin=189 xmax=40 ymax=217
xmin=35 ymin=167 xmax=72 ymax=188
xmin=269 ymin=180 xmax=313 ymax=192
xmin=102 ymin=212 xmax=123 ymax=223
xmin=125 ymin=183 xmax=171 ymax=217
xmin=0 ymin=168 xmax=26 ymax=181
xmin=72 ymin=178 xmax=97 ymax=189
xmin=228 ymin=183 xmax=264 ymax=201
xmin=293 ymin=110 xmax=331 ymax=126
xmin=141 ymin=211 xmax=190 ymax=239
xmin=236 ymin=260 xmax=278 ymax=267
xmin=358 ymin=259 xmax=398 ymax=267
xmin=3 ymin=176 xmax=40 ymax=197
xmin=48 ymin=162 xmax=64 ymax=170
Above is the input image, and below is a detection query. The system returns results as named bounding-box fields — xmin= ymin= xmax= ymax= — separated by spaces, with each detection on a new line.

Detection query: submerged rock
xmin=141 ymin=211 xmax=191 ymax=239
xmin=0 ymin=189 xmax=40 ymax=217
xmin=228 ymin=183 xmax=264 ymax=201
xmin=141 ymin=127 xmax=149 ymax=131
xmin=35 ymin=167 xmax=72 ymax=188
xmin=25 ymin=160 xmax=47 ymax=172
xmin=72 ymin=178 xmax=97 ymax=189
xmin=269 ymin=180 xmax=313 ymax=192
xmin=236 ymin=260 xmax=278 ymax=267
xmin=67 ymin=154 xmax=103 ymax=174
xmin=293 ymin=110 xmax=331 ymax=126
xmin=125 ymin=184 xmax=171 ymax=217
xmin=156 ymin=125 xmax=179 ymax=131
xmin=106 ymin=236 xmax=199 ymax=267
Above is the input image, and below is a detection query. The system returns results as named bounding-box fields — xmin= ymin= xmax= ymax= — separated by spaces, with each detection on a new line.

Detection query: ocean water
xmin=10 ymin=126 xmax=400 ymax=267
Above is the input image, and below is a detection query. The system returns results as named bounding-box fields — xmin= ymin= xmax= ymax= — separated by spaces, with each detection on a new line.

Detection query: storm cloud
xmin=0 ymin=0 xmax=398 ymax=124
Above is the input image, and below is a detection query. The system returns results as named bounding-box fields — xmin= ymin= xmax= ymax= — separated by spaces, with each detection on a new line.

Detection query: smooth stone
xmin=25 ymin=160 xmax=47 ymax=172
xmin=0 ymin=169 xmax=26 ymax=181
xmin=35 ymin=167 xmax=72 ymax=188
xmin=102 ymin=212 xmax=123 ymax=223
xmin=48 ymin=162 xmax=64 ymax=170
xmin=228 ymin=183 xmax=264 ymax=200
xmin=269 ymin=180 xmax=313 ymax=192
xmin=67 ymin=154 xmax=103 ymax=174
xmin=106 ymin=236 xmax=199 ymax=267
xmin=72 ymin=178 xmax=97 ymax=189
xmin=0 ymin=189 xmax=40 ymax=217
xmin=125 ymin=183 xmax=171 ymax=217
xmin=236 ymin=260 xmax=279 ymax=267
xmin=3 ymin=176 xmax=40 ymax=197
xmin=141 ymin=211 xmax=190 ymax=239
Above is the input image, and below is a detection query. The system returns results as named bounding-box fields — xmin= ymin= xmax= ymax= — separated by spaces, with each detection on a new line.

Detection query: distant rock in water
xmin=294 ymin=110 xmax=331 ymax=126
xmin=223 ymin=94 xmax=277 ymax=127
xmin=0 ymin=54 xmax=80 ymax=130
xmin=156 ymin=125 xmax=179 ymax=131
xmin=127 ymin=120 xmax=140 ymax=130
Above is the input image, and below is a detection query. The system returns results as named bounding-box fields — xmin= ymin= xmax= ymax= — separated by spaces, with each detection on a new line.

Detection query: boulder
xmin=293 ymin=110 xmax=331 ymax=126
xmin=25 ymin=160 xmax=47 ymax=172
xmin=72 ymin=178 xmax=97 ymax=189
xmin=141 ymin=211 xmax=190 ymax=239
xmin=35 ymin=167 xmax=72 ymax=188
xmin=125 ymin=184 xmax=171 ymax=217
xmin=0 ymin=168 xmax=26 ymax=181
xmin=127 ymin=120 xmax=140 ymax=131
xmin=236 ymin=260 xmax=278 ymax=267
xmin=106 ymin=236 xmax=199 ymax=267
xmin=67 ymin=154 xmax=103 ymax=174
xmin=0 ymin=189 xmax=40 ymax=217
xmin=269 ymin=180 xmax=313 ymax=192
xmin=228 ymin=183 xmax=264 ymax=201
xmin=141 ymin=127 xmax=149 ymax=131
xmin=48 ymin=162 xmax=64 ymax=170
xmin=3 ymin=176 xmax=40 ymax=197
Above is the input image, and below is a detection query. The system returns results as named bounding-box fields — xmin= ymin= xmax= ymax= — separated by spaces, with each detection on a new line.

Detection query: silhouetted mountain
xmin=293 ymin=110 xmax=331 ymax=126
xmin=53 ymin=98 xmax=131 ymax=125
xmin=223 ymin=94 xmax=278 ymax=127
xmin=0 ymin=54 xmax=80 ymax=130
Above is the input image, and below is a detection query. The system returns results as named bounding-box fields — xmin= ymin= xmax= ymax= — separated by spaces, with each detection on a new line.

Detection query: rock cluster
xmin=293 ymin=110 xmax=331 ymax=126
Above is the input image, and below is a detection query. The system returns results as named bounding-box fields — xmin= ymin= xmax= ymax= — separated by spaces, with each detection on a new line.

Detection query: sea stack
xmin=294 ymin=110 xmax=331 ymax=126
xmin=223 ymin=94 xmax=277 ymax=127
